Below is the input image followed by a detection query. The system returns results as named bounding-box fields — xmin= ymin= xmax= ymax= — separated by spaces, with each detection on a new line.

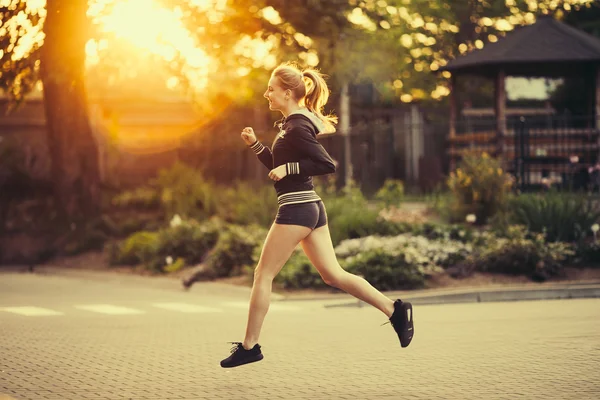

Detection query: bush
xmin=507 ymin=191 xmax=600 ymax=242
xmin=153 ymin=161 xmax=217 ymax=220
xmin=374 ymin=179 xmax=404 ymax=208
xmin=317 ymin=181 xmax=399 ymax=245
xmin=275 ymin=250 xmax=326 ymax=289
xmin=466 ymin=226 xmax=574 ymax=281
xmin=109 ymin=231 xmax=160 ymax=267
xmin=214 ymin=182 xmax=278 ymax=227
xmin=447 ymin=152 xmax=513 ymax=224
xmin=343 ymin=250 xmax=427 ymax=290
xmin=205 ymin=223 xmax=267 ymax=278
xmin=111 ymin=187 xmax=161 ymax=210
xmin=336 ymin=234 xmax=473 ymax=272
xmin=155 ymin=218 xmax=220 ymax=266
xmin=573 ymin=241 xmax=600 ymax=267
xmin=108 ymin=218 xmax=221 ymax=273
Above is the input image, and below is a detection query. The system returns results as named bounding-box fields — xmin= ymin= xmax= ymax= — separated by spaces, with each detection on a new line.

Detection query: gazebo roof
xmin=441 ymin=16 xmax=600 ymax=75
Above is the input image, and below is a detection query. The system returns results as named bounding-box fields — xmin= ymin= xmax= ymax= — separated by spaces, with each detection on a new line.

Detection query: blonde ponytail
xmin=272 ymin=62 xmax=338 ymax=133
xmin=302 ymin=69 xmax=338 ymax=133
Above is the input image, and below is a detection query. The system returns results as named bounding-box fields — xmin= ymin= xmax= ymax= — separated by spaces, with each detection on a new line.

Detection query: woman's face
xmin=263 ymin=76 xmax=288 ymax=112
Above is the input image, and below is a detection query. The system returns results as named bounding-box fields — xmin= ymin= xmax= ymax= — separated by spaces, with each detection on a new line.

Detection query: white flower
xmin=466 ymin=214 xmax=476 ymax=224
xmin=592 ymin=224 xmax=599 ymax=234
xmin=569 ymin=155 xmax=579 ymax=164
xmin=170 ymin=214 xmax=182 ymax=228
xmin=165 ymin=256 xmax=173 ymax=265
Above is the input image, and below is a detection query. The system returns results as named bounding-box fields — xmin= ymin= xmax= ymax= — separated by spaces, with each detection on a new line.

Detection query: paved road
xmin=1 ymin=272 xmax=599 ymax=400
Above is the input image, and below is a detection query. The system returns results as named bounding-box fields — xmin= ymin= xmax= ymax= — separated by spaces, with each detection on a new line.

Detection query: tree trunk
xmin=40 ymin=0 xmax=101 ymax=220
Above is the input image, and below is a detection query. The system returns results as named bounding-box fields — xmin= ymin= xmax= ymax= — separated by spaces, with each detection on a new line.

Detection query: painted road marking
xmin=75 ymin=304 xmax=145 ymax=315
xmin=0 ymin=306 xmax=63 ymax=316
xmin=152 ymin=302 xmax=222 ymax=313
xmin=223 ymin=301 xmax=302 ymax=311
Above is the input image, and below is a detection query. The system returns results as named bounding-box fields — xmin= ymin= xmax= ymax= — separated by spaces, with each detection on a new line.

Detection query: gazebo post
xmin=449 ymin=74 xmax=457 ymax=171
xmin=495 ymin=69 xmax=507 ymax=160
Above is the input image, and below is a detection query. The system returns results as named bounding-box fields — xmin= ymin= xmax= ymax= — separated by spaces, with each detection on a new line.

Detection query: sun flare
xmin=86 ymin=0 xmax=213 ymax=90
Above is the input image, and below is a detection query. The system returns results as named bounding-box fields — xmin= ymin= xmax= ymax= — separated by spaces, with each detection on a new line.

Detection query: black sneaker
xmin=389 ymin=300 xmax=414 ymax=348
xmin=220 ymin=342 xmax=264 ymax=368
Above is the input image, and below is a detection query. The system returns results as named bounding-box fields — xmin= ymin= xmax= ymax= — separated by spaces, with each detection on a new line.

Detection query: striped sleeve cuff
xmin=249 ymin=141 xmax=265 ymax=154
xmin=286 ymin=162 xmax=300 ymax=175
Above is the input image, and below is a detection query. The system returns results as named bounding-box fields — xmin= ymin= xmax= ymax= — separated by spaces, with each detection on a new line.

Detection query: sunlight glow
xmin=348 ymin=7 xmax=377 ymax=31
xmin=87 ymin=0 xmax=211 ymax=89
xmin=2 ymin=0 xmax=46 ymax=62
xmin=261 ymin=6 xmax=282 ymax=25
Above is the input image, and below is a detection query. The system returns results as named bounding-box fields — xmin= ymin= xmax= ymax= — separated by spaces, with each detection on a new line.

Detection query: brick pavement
xmin=1 ymin=273 xmax=599 ymax=399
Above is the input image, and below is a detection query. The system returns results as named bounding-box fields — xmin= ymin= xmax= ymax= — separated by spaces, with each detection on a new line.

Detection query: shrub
xmin=467 ymin=226 xmax=574 ymax=280
xmin=573 ymin=241 xmax=600 ymax=267
xmin=447 ymin=152 xmax=513 ymax=224
xmin=336 ymin=234 xmax=473 ymax=271
xmin=507 ymin=191 xmax=600 ymax=242
xmin=205 ymin=223 xmax=267 ymax=278
xmin=111 ymin=187 xmax=161 ymax=210
xmin=374 ymin=179 xmax=405 ymax=208
xmin=275 ymin=250 xmax=326 ymax=289
xmin=109 ymin=231 xmax=160 ymax=267
xmin=343 ymin=249 xmax=427 ymax=290
xmin=108 ymin=218 xmax=221 ymax=273
xmin=214 ymin=182 xmax=278 ymax=227
xmin=317 ymin=181 xmax=398 ymax=245
xmin=154 ymin=218 xmax=220 ymax=266
xmin=153 ymin=161 xmax=217 ymax=220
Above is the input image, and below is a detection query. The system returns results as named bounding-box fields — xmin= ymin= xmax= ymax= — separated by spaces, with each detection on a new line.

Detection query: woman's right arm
xmin=242 ymin=127 xmax=273 ymax=170
xmin=249 ymin=140 xmax=274 ymax=170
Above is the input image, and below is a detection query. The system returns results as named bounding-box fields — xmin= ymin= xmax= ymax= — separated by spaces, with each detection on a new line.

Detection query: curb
xmin=0 ymin=265 xmax=271 ymax=300
xmin=321 ymin=283 xmax=600 ymax=308
xmin=3 ymin=265 xmax=599 ymax=306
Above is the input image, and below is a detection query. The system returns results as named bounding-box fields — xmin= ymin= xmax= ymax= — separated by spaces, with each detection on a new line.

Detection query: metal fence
xmin=448 ymin=113 xmax=600 ymax=191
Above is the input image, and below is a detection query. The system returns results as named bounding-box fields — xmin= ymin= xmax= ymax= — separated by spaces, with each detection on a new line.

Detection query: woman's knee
xmin=321 ymin=269 xmax=347 ymax=288
xmin=253 ymin=263 xmax=278 ymax=283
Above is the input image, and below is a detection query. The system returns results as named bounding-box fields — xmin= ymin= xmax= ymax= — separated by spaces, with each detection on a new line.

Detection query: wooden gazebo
xmin=440 ymin=15 xmax=600 ymax=186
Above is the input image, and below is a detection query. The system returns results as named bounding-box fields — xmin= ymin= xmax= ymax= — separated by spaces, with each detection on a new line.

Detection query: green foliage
xmin=573 ymin=241 xmax=600 ymax=267
xmin=317 ymin=180 xmax=398 ymax=245
xmin=507 ymin=191 xmax=600 ymax=242
xmin=447 ymin=152 xmax=513 ymax=224
xmin=109 ymin=231 xmax=160 ymax=267
xmin=111 ymin=187 xmax=161 ymax=210
xmin=153 ymin=161 xmax=217 ymax=220
xmin=205 ymin=223 xmax=267 ymax=278
xmin=343 ymin=250 xmax=426 ymax=291
xmin=213 ymin=182 xmax=278 ymax=227
xmin=374 ymin=179 xmax=405 ymax=208
xmin=466 ymin=226 xmax=575 ymax=280
xmin=107 ymin=218 xmax=221 ymax=273
xmin=110 ymin=164 xmax=278 ymax=229
xmin=155 ymin=218 xmax=220 ymax=265
xmin=275 ymin=250 xmax=326 ymax=290
xmin=164 ymin=257 xmax=186 ymax=273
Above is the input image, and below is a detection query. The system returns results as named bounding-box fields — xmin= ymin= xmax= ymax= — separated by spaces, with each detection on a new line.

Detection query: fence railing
xmin=448 ymin=115 xmax=599 ymax=191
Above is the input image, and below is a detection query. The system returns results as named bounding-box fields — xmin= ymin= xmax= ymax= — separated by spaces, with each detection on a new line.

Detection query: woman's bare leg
xmin=242 ymin=223 xmax=312 ymax=349
xmin=301 ymin=224 xmax=395 ymax=318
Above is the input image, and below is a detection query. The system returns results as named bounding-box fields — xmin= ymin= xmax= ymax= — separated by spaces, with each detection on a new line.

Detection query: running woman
xmin=220 ymin=62 xmax=414 ymax=368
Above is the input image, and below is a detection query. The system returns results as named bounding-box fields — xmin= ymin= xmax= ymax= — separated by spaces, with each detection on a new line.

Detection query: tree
xmin=383 ymin=0 xmax=598 ymax=103
xmin=1 ymin=0 xmax=101 ymax=220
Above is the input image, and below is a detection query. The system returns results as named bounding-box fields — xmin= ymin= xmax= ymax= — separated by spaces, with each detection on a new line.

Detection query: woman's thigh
xmin=255 ymin=222 xmax=312 ymax=280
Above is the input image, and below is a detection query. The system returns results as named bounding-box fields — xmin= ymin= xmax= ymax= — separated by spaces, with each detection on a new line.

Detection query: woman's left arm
xmin=284 ymin=126 xmax=336 ymax=177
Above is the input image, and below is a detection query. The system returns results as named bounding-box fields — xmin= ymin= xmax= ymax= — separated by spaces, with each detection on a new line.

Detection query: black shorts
xmin=275 ymin=201 xmax=327 ymax=230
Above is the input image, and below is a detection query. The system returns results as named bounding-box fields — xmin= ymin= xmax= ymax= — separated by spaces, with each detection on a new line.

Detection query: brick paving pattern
xmin=1 ymin=273 xmax=599 ymax=399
